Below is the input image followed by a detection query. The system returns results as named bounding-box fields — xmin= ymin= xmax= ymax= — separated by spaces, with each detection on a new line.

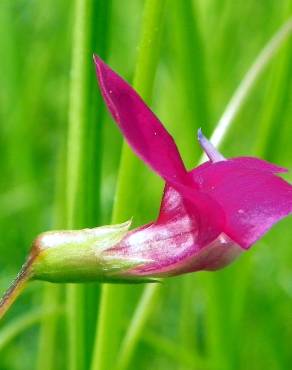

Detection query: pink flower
xmin=93 ymin=55 xmax=292 ymax=278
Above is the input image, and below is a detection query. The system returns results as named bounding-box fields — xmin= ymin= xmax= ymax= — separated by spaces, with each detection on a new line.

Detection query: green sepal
xmin=30 ymin=221 xmax=149 ymax=283
xmin=0 ymin=220 xmax=160 ymax=319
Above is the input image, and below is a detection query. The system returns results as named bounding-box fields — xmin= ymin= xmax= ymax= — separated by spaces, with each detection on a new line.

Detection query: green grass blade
xmin=209 ymin=17 xmax=292 ymax=151
xmin=90 ymin=2 xmax=166 ymax=370
xmin=0 ymin=307 xmax=63 ymax=352
xmin=36 ymin=284 xmax=63 ymax=370
xmin=116 ymin=284 xmax=162 ymax=370
xmin=141 ymin=330 xmax=204 ymax=369
xmin=66 ymin=0 xmax=94 ymax=369
xmin=170 ymin=0 xmax=210 ymax=141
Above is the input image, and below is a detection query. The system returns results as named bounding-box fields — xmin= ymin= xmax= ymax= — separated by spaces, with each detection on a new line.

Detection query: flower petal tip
xmin=93 ymin=55 xmax=107 ymax=86
xmin=93 ymin=54 xmax=103 ymax=66
xmin=93 ymin=54 xmax=102 ymax=71
xmin=93 ymin=55 xmax=189 ymax=184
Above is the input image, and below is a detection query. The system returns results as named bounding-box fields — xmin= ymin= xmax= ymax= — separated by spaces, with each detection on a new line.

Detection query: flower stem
xmin=0 ymin=257 xmax=34 ymax=321
xmin=90 ymin=1 xmax=166 ymax=370
xmin=66 ymin=0 xmax=93 ymax=369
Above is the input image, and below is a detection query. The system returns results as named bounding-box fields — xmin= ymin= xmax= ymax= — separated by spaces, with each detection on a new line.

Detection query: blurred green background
xmin=0 ymin=0 xmax=292 ymax=369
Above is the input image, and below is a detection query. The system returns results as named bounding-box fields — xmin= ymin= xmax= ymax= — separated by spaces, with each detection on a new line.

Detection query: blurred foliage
xmin=0 ymin=0 xmax=291 ymax=370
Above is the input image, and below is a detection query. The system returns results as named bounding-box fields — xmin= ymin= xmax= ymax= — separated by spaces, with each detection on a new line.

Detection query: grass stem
xmin=90 ymin=1 xmax=166 ymax=370
xmin=66 ymin=0 xmax=93 ymax=369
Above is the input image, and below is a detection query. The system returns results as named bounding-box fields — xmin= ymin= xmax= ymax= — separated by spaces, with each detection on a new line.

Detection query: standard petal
xmin=93 ymin=55 xmax=187 ymax=183
xmin=191 ymin=160 xmax=292 ymax=248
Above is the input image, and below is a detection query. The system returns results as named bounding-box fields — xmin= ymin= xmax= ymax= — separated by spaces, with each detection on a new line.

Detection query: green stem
xmin=0 ymin=258 xmax=33 ymax=321
xmin=90 ymin=2 xmax=166 ymax=370
xmin=66 ymin=0 xmax=93 ymax=369
xmin=66 ymin=0 xmax=91 ymax=227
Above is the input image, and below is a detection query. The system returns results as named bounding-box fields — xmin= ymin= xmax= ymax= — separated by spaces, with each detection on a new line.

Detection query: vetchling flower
xmin=91 ymin=55 xmax=292 ymax=278
xmin=1 ymin=55 xmax=292 ymax=320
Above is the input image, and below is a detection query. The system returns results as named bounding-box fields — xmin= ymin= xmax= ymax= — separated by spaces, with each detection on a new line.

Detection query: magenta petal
xmin=158 ymin=183 xmax=224 ymax=246
xmin=94 ymin=55 xmax=225 ymax=241
xmin=104 ymin=184 xmax=241 ymax=276
xmin=174 ymin=234 xmax=242 ymax=274
xmin=191 ymin=160 xmax=292 ymax=248
xmin=229 ymin=156 xmax=287 ymax=173
xmin=103 ymin=185 xmax=197 ymax=274
xmin=193 ymin=156 xmax=287 ymax=178
xmin=93 ymin=55 xmax=187 ymax=184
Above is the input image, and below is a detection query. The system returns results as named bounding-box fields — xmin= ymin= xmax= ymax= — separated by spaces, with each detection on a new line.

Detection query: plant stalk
xmin=0 ymin=257 xmax=34 ymax=321
xmin=66 ymin=0 xmax=93 ymax=369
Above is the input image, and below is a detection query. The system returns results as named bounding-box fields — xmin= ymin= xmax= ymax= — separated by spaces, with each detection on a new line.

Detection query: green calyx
xmin=0 ymin=221 xmax=158 ymax=321
xmin=30 ymin=221 xmax=149 ymax=283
